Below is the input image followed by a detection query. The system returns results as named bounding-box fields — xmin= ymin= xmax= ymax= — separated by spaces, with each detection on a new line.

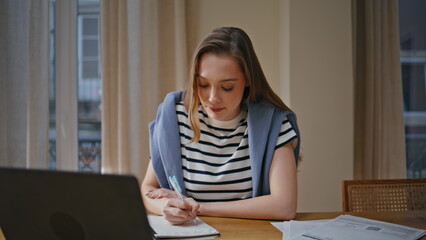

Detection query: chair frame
xmin=342 ymin=179 xmax=426 ymax=212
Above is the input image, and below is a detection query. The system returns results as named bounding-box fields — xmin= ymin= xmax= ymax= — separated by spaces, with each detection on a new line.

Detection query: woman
xmin=141 ymin=27 xmax=300 ymax=225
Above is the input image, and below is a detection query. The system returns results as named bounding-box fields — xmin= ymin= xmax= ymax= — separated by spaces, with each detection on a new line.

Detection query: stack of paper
xmin=272 ymin=215 xmax=426 ymax=240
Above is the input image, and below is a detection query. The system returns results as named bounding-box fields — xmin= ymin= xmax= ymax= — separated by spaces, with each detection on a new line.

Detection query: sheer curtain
xmin=0 ymin=0 xmax=49 ymax=169
xmin=353 ymin=0 xmax=406 ymax=179
xmin=101 ymin=0 xmax=188 ymax=180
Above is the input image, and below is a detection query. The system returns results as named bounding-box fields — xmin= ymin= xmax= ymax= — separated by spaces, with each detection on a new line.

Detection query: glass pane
xmin=78 ymin=0 xmax=101 ymax=172
xmin=82 ymin=60 xmax=99 ymax=79
xmin=402 ymin=64 xmax=426 ymax=111
xmin=83 ymin=39 xmax=98 ymax=57
xmin=82 ymin=17 xmax=98 ymax=35
xmin=398 ymin=0 xmax=426 ymax=178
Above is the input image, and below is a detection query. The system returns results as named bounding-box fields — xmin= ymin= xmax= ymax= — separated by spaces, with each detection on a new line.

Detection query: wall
xmin=186 ymin=0 xmax=280 ymax=92
xmin=190 ymin=0 xmax=353 ymax=212
xmin=289 ymin=0 xmax=353 ymax=212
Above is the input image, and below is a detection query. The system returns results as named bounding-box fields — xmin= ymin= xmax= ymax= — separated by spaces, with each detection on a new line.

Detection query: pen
xmin=168 ymin=176 xmax=196 ymax=225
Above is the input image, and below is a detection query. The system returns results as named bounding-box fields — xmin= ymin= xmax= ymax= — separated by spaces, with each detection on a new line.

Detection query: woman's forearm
xmin=140 ymin=161 xmax=169 ymax=215
xmin=199 ymin=194 xmax=296 ymax=220
xmin=141 ymin=184 xmax=168 ymax=215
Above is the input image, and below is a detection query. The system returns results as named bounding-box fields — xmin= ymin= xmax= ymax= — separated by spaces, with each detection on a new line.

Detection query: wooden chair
xmin=342 ymin=179 xmax=426 ymax=212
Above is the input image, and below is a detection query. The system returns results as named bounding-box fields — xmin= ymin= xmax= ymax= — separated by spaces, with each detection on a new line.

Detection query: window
xmin=77 ymin=0 xmax=102 ymax=172
xmin=49 ymin=0 xmax=101 ymax=172
xmin=398 ymin=0 xmax=426 ymax=178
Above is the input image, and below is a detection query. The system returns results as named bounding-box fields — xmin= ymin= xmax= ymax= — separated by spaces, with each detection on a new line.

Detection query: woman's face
xmin=197 ymin=53 xmax=247 ymax=121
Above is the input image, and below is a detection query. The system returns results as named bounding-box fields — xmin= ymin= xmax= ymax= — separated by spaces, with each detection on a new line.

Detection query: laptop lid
xmin=0 ymin=167 xmax=153 ymax=240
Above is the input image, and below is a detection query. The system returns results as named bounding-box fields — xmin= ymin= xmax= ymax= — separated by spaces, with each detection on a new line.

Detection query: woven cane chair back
xmin=342 ymin=179 xmax=426 ymax=212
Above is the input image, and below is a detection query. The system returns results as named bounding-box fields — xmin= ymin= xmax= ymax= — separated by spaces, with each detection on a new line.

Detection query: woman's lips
xmin=209 ymin=107 xmax=225 ymax=113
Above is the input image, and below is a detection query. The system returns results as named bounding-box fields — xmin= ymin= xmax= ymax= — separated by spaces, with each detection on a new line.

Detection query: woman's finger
xmin=183 ymin=198 xmax=200 ymax=216
xmin=146 ymin=188 xmax=178 ymax=199
xmin=163 ymin=205 xmax=192 ymax=225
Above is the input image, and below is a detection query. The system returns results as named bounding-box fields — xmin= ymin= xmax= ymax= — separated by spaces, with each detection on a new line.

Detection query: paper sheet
xmin=272 ymin=219 xmax=329 ymax=240
xmin=148 ymin=216 xmax=220 ymax=239
xmin=291 ymin=215 xmax=426 ymax=240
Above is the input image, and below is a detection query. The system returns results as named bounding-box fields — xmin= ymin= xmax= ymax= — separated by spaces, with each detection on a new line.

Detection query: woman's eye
xmin=223 ymin=87 xmax=233 ymax=91
xmin=199 ymin=84 xmax=209 ymax=88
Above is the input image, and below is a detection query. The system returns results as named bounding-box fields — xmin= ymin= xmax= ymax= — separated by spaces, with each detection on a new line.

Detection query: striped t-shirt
xmin=176 ymin=102 xmax=297 ymax=202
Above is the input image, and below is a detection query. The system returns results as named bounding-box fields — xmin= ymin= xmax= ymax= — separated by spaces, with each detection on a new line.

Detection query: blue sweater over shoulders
xmin=149 ymin=91 xmax=300 ymax=197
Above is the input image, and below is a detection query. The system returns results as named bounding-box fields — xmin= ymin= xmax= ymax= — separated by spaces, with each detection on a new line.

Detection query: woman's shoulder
xmin=152 ymin=91 xmax=185 ymax=123
xmin=248 ymin=100 xmax=298 ymax=131
xmin=155 ymin=91 xmax=184 ymax=112
xmin=163 ymin=91 xmax=184 ymax=103
xmin=248 ymin=100 xmax=294 ymax=117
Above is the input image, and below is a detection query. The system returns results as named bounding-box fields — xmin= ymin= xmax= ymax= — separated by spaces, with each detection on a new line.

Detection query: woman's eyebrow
xmin=219 ymin=78 xmax=238 ymax=82
xmin=196 ymin=74 xmax=238 ymax=82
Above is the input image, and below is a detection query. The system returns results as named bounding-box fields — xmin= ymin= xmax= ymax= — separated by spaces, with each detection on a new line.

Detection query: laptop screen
xmin=0 ymin=167 xmax=153 ymax=240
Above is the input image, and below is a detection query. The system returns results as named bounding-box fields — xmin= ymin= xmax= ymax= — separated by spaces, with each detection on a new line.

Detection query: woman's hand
xmin=141 ymin=162 xmax=200 ymax=224
xmin=145 ymin=188 xmax=178 ymax=199
xmin=163 ymin=198 xmax=200 ymax=225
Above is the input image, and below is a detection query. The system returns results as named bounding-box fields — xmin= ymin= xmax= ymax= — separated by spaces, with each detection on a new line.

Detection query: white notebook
xmin=148 ymin=216 xmax=220 ymax=239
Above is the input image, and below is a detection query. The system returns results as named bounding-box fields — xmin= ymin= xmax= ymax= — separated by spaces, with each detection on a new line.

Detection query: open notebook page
xmin=148 ymin=216 xmax=220 ymax=239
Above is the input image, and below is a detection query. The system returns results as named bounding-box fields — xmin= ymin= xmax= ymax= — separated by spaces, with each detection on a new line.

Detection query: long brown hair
xmin=184 ymin=27 xmax=292 ymax=142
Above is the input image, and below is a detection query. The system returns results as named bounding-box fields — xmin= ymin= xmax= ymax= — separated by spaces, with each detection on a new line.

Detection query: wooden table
xmin=200 ymin=211 xmax=426 ymax=239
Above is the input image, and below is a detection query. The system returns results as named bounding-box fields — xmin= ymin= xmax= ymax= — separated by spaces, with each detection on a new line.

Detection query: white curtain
xmin=101 ymin=0 xmax=188 ymax=180
xmin=0 ymin=0 xmax=50 ymax=169
xmin=353 ymin=0 xmax=406 ymax=179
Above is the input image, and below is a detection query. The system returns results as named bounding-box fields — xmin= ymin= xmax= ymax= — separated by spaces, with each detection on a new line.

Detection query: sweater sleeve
xmin=274 ymin=116 xmax=298 ymax=150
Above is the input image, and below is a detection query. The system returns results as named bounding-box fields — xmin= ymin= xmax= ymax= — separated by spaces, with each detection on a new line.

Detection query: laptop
xmin=0 ymin=167 xmax=154 ymax=240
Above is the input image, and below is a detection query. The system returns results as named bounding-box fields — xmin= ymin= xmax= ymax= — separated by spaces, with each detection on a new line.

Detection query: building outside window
xmin=399 ymin=0 xmax=426 ymax=178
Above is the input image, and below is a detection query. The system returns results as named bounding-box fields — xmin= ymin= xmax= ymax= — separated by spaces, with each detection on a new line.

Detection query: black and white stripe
xmin=176 ymin=102 xmax=296 ymax=202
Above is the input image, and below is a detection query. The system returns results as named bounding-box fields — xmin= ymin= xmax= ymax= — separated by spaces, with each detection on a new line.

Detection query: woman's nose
xmin=208 ymin=88 xmax=221 ymax=104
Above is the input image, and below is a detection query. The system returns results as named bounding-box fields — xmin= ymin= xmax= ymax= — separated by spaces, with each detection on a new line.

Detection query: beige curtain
xmin=353 ymin=0 xmax=406 ymax=179
xmin=0 ymin=0 xmax=49 ymax=169
xmin=101 ymin=0 xmax=188 ymax=180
